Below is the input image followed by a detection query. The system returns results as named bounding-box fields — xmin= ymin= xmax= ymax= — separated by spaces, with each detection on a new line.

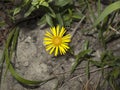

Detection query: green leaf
xmin=5 ymin=49 xmax=55 ymax=85
xmin=83 ymin=40 xmax=89 ymax=50
xmin=2 ymin=28 xmax=18 ymax=82
xmin=85 ymin=0 xmax=96 ymax=21
xmin=56 ymin=13 xmax=64 ymax=26
xmin=0 ymin=21 xmax=5 ymax=27
xmin=97 ymin=0 xmax=101 ymax=16
xmin=93 ymin=1 xmax=120 ymax=27
xmin=71 ymin=49 xmax=92 ymax=74
xmin=76 ymin=49 xmax=92 ymax=60
xmin=23 ymin=0 xmax=30 ymax=6
xmin=45 ymin=14 xmax=53 ymax=27
xmin=5 ymin=27 xmax=16 ymax=48
xmin=37 ymin=16 xmax=46 ymax=26
xmin=4 ymin=27 xmax=56 ymax=85
xmin=24 ymin=6 xmax=35 ymax=17
xmin=55 ymin=0 xmax=72 ymax=7
xmin=48 ymin=7 xmax=56 ymax=18
xmin=13 ymin=7 xmax=21 ymax=16
xmin=31 ymin=0 xmax=39 ymax=6
xmin=10 ymin=27 xmax=20 ymax=58
xmin=63 ymin=14 xmax=71 ymax=21
xmin=32 ymin=0 xmax=49 ymax=7
xmin=3 ymin=27 xmax=19 ymax=80
xmin=72 ymin=12 xmax=83 ymax=19
xmin=112 ymin=68 xmax=120 ymax=79
xmin=40 ymin=1 xmax=49 ymax=7
xmin=0 ymin=50 xmax=5 ymax=87
xmin=90 ymin=60 xmax=102 ymax=67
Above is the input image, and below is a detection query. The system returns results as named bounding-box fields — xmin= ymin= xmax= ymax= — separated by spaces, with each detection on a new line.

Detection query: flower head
xmin=43 ymin=25 xmax=71 ymax=56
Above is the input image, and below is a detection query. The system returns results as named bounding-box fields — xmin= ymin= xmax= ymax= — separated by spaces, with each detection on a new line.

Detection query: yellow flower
xmin=43 ymin=25 xmax=71 ymax=56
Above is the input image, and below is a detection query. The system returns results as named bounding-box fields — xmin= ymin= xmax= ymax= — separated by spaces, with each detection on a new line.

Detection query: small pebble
xmin=23 ymin=61 xmax=29 ymax=67
xmin=24 ymin=36 xmax=32 ymax=43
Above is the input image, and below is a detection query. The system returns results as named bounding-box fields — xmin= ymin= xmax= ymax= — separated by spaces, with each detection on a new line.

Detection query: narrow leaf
xmin=4 ymin=27 xmax=56 ymax=86
xmin=56 ymin=13 xmax=64 ymax=26
xmin=55 ymin=0 xmax=72 ymax=7
xmin=71 ymin=49 xmax=92 ymax=74
xmin=5 ymin=49 xmax=55 ymax=85
xmin=45 ymin=14 xmax=53 ymax=27
xmin=94 ymin=1 xmax=120 ymax=27
xmin=24 ymin=6 xmax=35 ymax=17
xmin=13 ymin=7 xmax=21 ymax=16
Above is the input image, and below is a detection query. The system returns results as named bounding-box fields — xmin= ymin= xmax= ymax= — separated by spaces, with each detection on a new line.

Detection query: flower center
xmin=52 ymin=36 xmax=62 ymax=46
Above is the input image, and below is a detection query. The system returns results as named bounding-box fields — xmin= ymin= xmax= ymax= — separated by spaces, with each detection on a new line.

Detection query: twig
xmin=83 ymin=77 xmax=93 ymax=90
xmin=95 ymin=74 xmax=102 ymax=89
xmin=69 ymin=66 xmax=109 ymax=81
xmin=109 ymin=25 xmax=120 ymax=34
xmin=71 ymin=16 xmax=86 ymax=39
xmin=54 ymin=65 xmax=94 ymax=76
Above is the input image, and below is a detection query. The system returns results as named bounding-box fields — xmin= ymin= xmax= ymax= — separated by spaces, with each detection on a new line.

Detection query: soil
xmin=0 ymin=20 xmax=119 ymax=90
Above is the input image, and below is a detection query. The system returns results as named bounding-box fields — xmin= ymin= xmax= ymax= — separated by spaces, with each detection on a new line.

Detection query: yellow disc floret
xmin=52 ymin=36 xmax=62 ymax=46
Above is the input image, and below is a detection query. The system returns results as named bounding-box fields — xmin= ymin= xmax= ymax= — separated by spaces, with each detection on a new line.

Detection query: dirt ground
xmin=0 ymin=5 xmax=120 ymax=90
xmin=0 ymin=1 xmax=120 ymax=90
xmin=0 ymin=19 xmax=120 ymax=90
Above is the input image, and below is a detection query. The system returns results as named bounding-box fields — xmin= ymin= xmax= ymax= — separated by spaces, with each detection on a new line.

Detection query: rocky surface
xmin=0 ymin=23 xmax=120 ymax=90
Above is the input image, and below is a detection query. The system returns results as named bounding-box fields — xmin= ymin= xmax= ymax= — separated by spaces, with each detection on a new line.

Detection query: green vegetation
xmin=0 ymin=0 xmax=120 ymax=89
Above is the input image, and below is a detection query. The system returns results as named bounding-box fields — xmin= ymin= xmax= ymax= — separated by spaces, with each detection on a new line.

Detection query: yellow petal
xmin=51 ymin=27 xmax=57 ymax=36
xmin=61 ymin=44 xmax=69 ymax=50
xmin=62 ymin=39 xmax=71 ymax=43
xmin=44 ymin=41 xmax=52 ymax=45
xmin=56 ymin=25 xmax=60 ymax=36
xmin=59 ymin=45 xmax=66 ymax=55
xmin=62 ymin=34 xmax=71 ymax=39
xmin=46 ymin=45 xmax=53 ymax=51
xmin=49 ymin=47 xmax=55 ymax=54
xmin=44 ymin=37 xmax=52 ymax=41
xmin=59 ymin=27 xmax=66 ymax=37
xmin=55 ymin=47 xmax=58 ymax=56
xmin=62 ymin=34 xmax=71 ymax=42
xmin=45 ymin=31 xmax=53 ymax=38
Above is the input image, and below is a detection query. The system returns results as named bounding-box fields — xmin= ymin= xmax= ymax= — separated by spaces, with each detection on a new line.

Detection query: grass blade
xmin=4 ymin=27 xmax=56 ymax=86
xmin=5 ymin=49 xmax=55 ymax=85
xmin=71 ymin=49 xmax=92 ymax=74
xmin=93 ymin=1 xmax=120 ymax=27
xmin=0 ymin=50 xmax=5 ymax=88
